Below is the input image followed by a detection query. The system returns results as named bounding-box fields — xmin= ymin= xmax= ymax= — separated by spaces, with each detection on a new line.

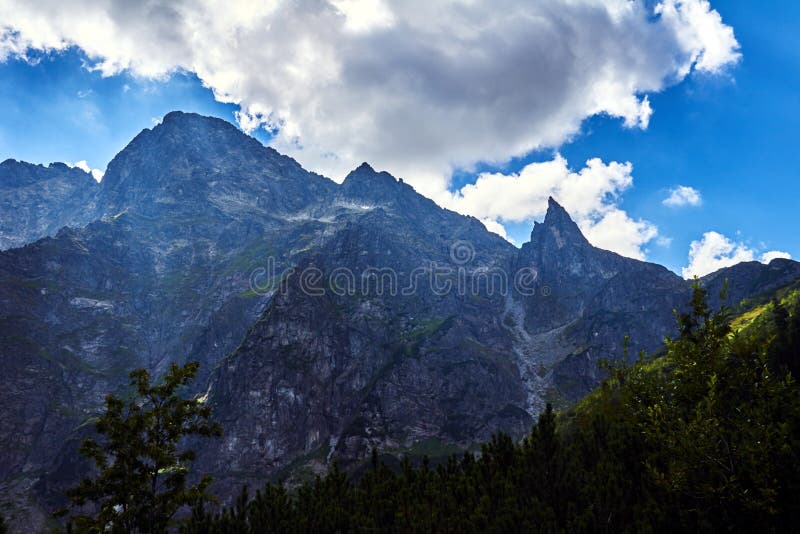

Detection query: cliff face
xmin=0 ymin=160 xmax=100 ymax=250
xmin=204 ymin=169 xmax=527 ymax=491
xmin=0 ymin=111 xmax=797 ymax=529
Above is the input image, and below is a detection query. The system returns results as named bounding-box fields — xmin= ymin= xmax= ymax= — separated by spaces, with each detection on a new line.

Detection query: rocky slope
xmin=0 ymin=111 xmax=798 ymax=530
xmin=204 ymin=164 xmax=524 ymax=492
xmin=0 ymin=160 xmax=100 ymax=250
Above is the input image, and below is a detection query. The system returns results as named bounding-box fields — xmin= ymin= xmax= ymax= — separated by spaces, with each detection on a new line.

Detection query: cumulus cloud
xmin=70 ymin=160 xmax=104 ymax=182
xmin=0 ymin=0 xmax=739 ymax=197
xmin=656 ymin=0 xmax=741 ymax=74
xmin=447 ymin=156 xmax=657 ymax=260
xmin=663 ymin=185 xmax=702 ymax=207
xmin=682 ymin=231 xmax=792 ymax=278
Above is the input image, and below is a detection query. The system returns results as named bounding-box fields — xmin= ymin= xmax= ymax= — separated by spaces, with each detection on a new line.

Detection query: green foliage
xmin=59 ymin=362 xmax=221 ymax=533
xmin=767 ymin=295 xmax=800 ymax=378
xmin=610 ymin=280 xmax=800 ymax=530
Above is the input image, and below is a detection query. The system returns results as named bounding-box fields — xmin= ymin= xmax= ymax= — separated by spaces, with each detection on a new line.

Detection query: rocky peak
xmin=103 ymin=111 xmax=264 ymax=180
xmin=98 ymin=111 xmax=323 ymax=216
xmin=152 ymin=111 xmax=252 ymax=142
xmin=346 ymin=161 xmax=378 ymax=177
xmin=529 ymin=197 xmax=589 ymax=250
xmin=338 ymin=162 xmax=442 ymax=220
xmin=701 ymin=257 xmax=800 ymax=307
xmin=340 ymin=162 xmax=400 ymax=197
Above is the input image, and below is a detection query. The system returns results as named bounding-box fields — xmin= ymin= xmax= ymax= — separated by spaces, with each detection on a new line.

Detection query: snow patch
xmin=69 ymin=297 xmax=113 ymax=310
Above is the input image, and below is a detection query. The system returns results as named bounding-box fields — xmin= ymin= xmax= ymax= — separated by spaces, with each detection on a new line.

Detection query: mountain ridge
xmin=0 ymin=111 xmax=798 ymax=530
xmin=0 ymin=159 xmax=100 ymax=250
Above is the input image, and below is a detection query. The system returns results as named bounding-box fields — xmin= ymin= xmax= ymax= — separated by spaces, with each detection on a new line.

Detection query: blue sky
xmin=0 ymin=51 xmax=259 ymax=168
xmin=452 ymin=0 xmax=800 ymax=272
xmin=0 ymin=1 xmax=795 ymax=275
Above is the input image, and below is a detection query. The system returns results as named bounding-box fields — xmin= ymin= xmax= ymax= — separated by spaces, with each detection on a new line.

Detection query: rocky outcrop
xmin=511 ymin=197 xmax=691 ymax=403
xmin=702 ymin=258 xmax=800 ymax=307
xmin=0 ymin=160 xmax=100 ymax=250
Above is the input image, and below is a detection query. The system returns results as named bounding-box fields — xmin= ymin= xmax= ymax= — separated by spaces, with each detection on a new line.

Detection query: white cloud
xmin=663 ymin=185 xmax=702 ymax=207
xmin=447 ymin=156 xmax=658 ymax=260
xmin=656 ymin=0 xmax=741 ymax=74
xmin=761 ymin=250 xmax=792 ymax=264
xmin=331 ymin=0 xmax=395 ymax=33
xmin=0 ymin=0 xmax=740 ymax=201
xmin=479 ymin=218 xmax=510 ymax=242
xmin=682 ymin=231 xmax=791 ymax=278
xmin=69 ymin=160 xmax=104 ymax=182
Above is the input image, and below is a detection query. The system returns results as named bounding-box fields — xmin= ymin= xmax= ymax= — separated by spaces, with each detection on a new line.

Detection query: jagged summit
xmin=161 ymin=109 xmax=201 ymax=122
xmin=340 ymin=161 xmax=405 ymax=203
xmin=0 ymin=159 xmax=98 ymax=189
xmin=353 ymin=161 xmax=375 ymax=173
xmin=98 ymin=110 xmax=328 ymax=215
xmin=134 ymin=110 xmax=262 ymax=155
xmin=0 ymin=158 xmax=100 ymax=249
xmin=0 ymin=159 xmax=95 ymax=180
xmin=343 ymin=161 xmax=397 ymax=185
xmin=529 ymin=196 xmax=589 ymax=247
xmin=544 ymin=196 xmax=569 ymax=221
xmin=149 ymin=111 xmax=322 ymax=181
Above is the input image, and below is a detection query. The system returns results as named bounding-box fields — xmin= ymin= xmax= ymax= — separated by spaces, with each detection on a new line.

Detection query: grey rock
xmin=0 ymin=160 xmax=100 ymax=250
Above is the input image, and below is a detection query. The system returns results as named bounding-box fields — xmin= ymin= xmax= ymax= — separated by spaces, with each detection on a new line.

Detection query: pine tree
xmin=61 ymin=361 xmax=221 ymax=533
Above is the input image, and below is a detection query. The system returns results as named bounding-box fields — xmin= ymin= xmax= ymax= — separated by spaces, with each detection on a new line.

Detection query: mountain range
xmin=2 ymin=111 xmax=798 ymax=530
